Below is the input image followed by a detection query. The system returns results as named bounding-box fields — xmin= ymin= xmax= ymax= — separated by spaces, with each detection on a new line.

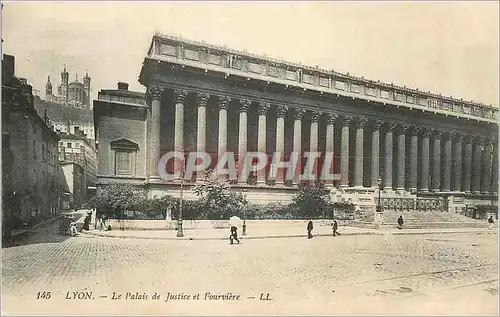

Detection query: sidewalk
xmin=83 ymin=223 xmax=498 ymax=241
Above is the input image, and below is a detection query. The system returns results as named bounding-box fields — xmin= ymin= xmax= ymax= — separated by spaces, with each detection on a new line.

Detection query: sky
xmin=2 ymin=1 xmax=499 ymax=106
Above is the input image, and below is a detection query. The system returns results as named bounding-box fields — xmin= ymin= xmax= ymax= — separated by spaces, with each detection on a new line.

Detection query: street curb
xmin=83 ymin=229 xmax=497 ymax=241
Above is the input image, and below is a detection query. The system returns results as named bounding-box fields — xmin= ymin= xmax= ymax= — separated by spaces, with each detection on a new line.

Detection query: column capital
xmin=240 ymin=99 xmax=252 ymax=112
xmin=442 ymin=131 xmax=453 ymax=141
xmin=410 ymin=126 xmax=420 ymax=136
xmin=397 ymin=123 xmax=409 ymax=134
xmin=474 ymin=134 xmax=485 ymax=145
xmin=372 ymin=120 xmax=384 ymax=131
xmin=432 ymin=129 xmax=443 ymax=138
xmin=276 ymin=105 xmax=289 ymax=118
xmin=310 ymin=111 xmax=321 ymax=122
xmin=341 ymin=116 xmax=353 ymax=127
xmin=174 ymin=89 xmax=188 ymax=103
xmin=356 ymin=117 xmax=368 ymax=128
xmin=451 ymin=132 xmax=463 ymax=141
xmin=464 ymin=134 xmax=474 ymax=143
xmin=258 ymin=102 xmax=271 ymax=115
xmin=294 ymin=108 xmax=306 ymax=120
xmin=484 ymin=137 xmax=495 ymax=147
xmin=327 ymin=113 xmax=339 ymax=124
xmin=420 ymin=127 xmax=432 ymax=138
xmin=218 ymin=95 xmax=231 ymax=109
xmin=196 ymin=92 xmax=210 ymax=107
xmin=385 ymin=121 xmax=397 ymax=131
xmin=147 ymin=85 xmax=163 ymax=101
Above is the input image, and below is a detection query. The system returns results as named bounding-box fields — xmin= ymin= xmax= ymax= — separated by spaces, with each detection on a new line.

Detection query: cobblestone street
xmin=2 ymin=228 xmax=498 ymax=315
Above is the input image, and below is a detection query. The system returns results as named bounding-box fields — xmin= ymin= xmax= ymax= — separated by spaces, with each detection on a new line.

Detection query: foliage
xmin=291 ymin=180 xmax=333 ymax=219
xmin=193 ymin=170 xmax=247 ymax=220
xmin=83 ymin=183 xmax=147 ymax=218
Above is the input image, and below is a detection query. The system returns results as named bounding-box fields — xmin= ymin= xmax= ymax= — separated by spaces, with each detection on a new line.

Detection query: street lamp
xmin=242 ymin=189 xmax=247 ymax=235
xmin=377 ymin=177 xmax=383 ymax=213
xmin=177 ymin=167 xmax=185 ymax=238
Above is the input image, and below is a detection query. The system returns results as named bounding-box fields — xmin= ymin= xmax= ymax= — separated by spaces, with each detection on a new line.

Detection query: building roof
xmin=145 ymin=32 xmax=498 ymax=115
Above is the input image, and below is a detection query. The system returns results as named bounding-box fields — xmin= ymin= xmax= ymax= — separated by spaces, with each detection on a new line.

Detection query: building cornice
xmin=143 ymin=32 xmax=497 ymax=123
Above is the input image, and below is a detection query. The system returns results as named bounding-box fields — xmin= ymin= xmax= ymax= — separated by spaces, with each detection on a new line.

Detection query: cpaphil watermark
xmin=157 ymin=151 xmax=341 ymax=182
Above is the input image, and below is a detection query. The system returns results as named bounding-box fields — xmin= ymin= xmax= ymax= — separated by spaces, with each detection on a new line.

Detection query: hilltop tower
xmin=45 ymin=75 xmax=52 ymax=99
xmin=59 ymin=64 xmax=69 ymax=101
xmin=83 ymin=70 xmax=91 ymax=108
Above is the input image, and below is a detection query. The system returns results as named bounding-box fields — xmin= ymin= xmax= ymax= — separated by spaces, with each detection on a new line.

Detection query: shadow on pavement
xmin=2 ymin=221 xmax=71 ymax=248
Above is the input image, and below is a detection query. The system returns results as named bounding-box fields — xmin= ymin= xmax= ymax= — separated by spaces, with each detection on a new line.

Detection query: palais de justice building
xmin=94 ymin=33 xmax=498 ymax=211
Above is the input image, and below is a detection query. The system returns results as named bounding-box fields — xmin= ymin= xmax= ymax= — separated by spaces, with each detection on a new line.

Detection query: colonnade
xmin=147 ymin=86 xmax=498 ymax=194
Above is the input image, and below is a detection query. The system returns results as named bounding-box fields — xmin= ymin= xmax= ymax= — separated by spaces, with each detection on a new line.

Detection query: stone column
xmin=442 ymin=132 xmax=452 ymax=192
xmin=325 ymin=114 xmax=337 ymax=186
xmin=275 ymin=105 xmax=288 ymax=185
xmin=452 ymin=133 xmax=463 ymax=192
xmin=147 ymin=86 xmax=163 ymax=181
xmin=340 ymin=116 xmax=352 ymax=187
xmin=293 ymin=109 xmax=306 ymax=184
xmin=173 ymin=89 xmax=188 ymax=179
xmin=371 ymin=120 xmax=382 ymax=187
xmin=462 ymin=135 xmax=473 ymax=193
xmin=354 ymin=118 xmax=367 ymax=187
xmin=217 ymin=96 xmax=231 ymax=164
xmin=309 ymin=111 xmax=321 ymax=180
xmin=471 ymin=136 xmax=483 ymax=194
xmin=384 ymin=122 xmax=395 ymax=190
xmin=257 ymin=102 xmax=270 ymax=185
xmin=396 ymin=124 xmax=407 ymax=191
xmin=431 ymin=130 xmax=442 ymax=192
xmin=238 ymin=99 xmax=251 ymax=184
xmin=491 ymin=141 xmax=498 ymax=195
xmin=196 ymin=93 xmax=210 ymax=180
xmin=420 ymin=128 xmax=431 ymax=192
xmin=409 ymin=127 xmax=419 ymax=192
xmin=481 ymin=138 xmax=493 ymax=194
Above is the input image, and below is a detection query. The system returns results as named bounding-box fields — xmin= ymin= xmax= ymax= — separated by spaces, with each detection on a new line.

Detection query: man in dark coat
xmin=307 ymin=220 xmax=314 ymax=239
xmin=397 ymin=215 xmax=404 ymax=230
xmin=332 ymin=219 xmax=340 ymax=237
xmin=488 ymin=216 xmax=495 ymax=229
xmin=230 ymin=226 xmax=240 ymax=244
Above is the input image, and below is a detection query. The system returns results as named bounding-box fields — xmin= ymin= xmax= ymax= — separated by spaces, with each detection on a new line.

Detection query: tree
xmin=193 ymin=170 xmax=247 ymax=219
xmin=84 ymin=184 xmax=147 ymax=218
xmin=292 ymin=181 xmax=332 ymax=219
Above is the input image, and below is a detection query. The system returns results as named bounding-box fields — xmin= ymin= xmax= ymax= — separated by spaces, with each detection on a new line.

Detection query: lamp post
xmin=242 ymin=189 xmax=247 ymax=235
xmin=177 ymin=168 xmax=185 ymax=238
xmin=377 ymin=177 xmax=383 ymax=212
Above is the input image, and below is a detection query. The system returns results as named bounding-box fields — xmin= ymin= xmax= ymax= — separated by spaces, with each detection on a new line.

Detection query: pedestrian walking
xmin=397 ymin=215 xmax=404 ymax=230
xmin=488 ymin=216 xmax=495 ymax=230
xmin=332 ymin=219 xmax=340 ymax=237
xmin=230 ymin=226 xmax=240 ymax=244
xmin=307 ymin=220 xmax=314 ymax=239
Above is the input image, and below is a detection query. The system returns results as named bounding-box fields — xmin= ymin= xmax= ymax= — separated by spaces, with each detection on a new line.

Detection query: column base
xmin=148 ymin=176 xmax=162 ymax=183
xmin=340 ymin=184 xmax=349 ymax=188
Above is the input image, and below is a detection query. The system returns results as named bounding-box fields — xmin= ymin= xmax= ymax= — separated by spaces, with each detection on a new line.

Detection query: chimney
xmin=2 ymin=54 xmax=15 ymax=79
xmin=117 ymin=82 xmax=129 ymax=91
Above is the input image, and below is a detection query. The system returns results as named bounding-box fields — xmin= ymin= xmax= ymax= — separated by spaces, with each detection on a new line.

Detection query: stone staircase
xmin=352 ymin=210 xmax=490 ymax=229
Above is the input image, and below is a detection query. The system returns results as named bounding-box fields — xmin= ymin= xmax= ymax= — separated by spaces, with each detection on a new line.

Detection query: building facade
xmin=60 ymin=161 xmax=86 ymax=210
xmin=2 ymin=54 xmax=66 ymax=227
xmin=45 ymin=65 xmax=91 ymax=109
xmin=94 ymin=34 xmax=498 ymax=211
xmin=57 ymin=131 xmax=98 ymax=197
xmin=52 ymin=120 xmax=96 ymax=141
